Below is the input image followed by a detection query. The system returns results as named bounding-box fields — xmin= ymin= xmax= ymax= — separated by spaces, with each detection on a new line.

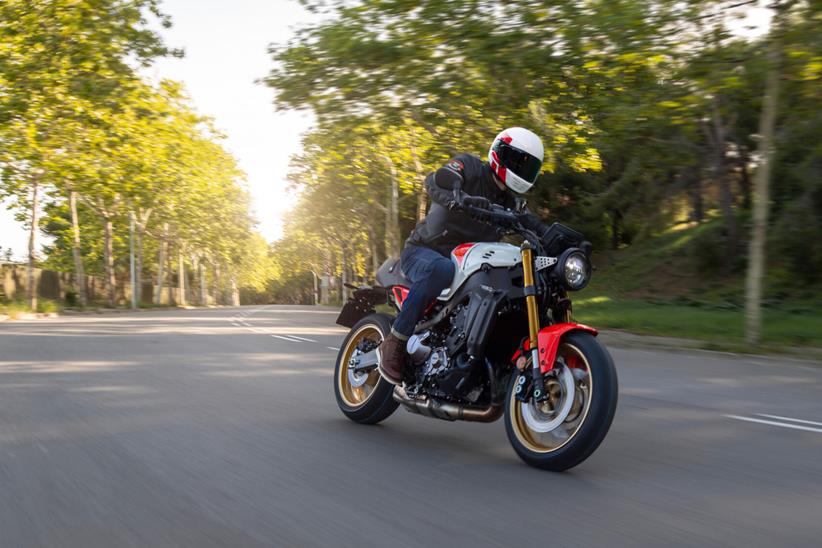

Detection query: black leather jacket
xmin=406 ymin=153 xmax=550 ymax=256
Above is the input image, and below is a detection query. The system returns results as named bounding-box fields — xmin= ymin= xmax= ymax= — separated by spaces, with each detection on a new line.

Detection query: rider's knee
xmin=431 ymin=258 xmax=455 ymax=289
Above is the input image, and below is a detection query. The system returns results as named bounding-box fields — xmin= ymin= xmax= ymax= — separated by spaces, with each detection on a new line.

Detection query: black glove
xmin=462 ymin=195 xmax=491 ymax=210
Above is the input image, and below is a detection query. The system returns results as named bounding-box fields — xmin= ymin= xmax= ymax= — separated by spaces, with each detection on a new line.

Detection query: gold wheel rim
xmin=337 ymin=324 xmax=383 ymax=408
xmin=510 ymin=342 xmax=593 ymax=454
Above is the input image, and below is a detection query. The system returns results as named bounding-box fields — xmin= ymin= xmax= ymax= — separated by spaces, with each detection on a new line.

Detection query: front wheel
xmin=504 ymin=331 xmax=618 ymax=471
xmin=333 ymin=313 xmax=399 ymax=424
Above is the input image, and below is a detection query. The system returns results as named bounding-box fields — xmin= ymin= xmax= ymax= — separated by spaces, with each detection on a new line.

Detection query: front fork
xmin=521 ymin=242 xmax=547 ymax=402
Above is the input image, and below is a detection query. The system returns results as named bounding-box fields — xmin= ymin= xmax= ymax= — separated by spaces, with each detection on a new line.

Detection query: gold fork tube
xmin=521 ymin=244 xmax=540 ymax=350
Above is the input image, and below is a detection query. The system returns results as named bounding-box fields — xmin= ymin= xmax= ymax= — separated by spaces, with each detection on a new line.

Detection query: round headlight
xmin=558 ymin=249 xmax=591 ymax=290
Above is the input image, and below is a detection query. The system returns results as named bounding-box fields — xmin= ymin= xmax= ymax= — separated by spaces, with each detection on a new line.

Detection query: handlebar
xmin=462 ymin=203 xmax=518 ymax=226
xmin=452 ymin=189 xmax=529 ymax=240
xmin=453 ymin=190 xmax=588 ymax=257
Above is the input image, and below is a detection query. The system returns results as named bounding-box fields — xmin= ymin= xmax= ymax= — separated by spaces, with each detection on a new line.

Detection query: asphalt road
xmin=1 ymin=305 xmax=821 ymax=547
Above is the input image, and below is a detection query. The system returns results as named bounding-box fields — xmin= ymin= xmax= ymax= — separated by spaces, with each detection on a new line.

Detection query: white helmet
xmin=487 ymin=127 xmax=544 ymax=194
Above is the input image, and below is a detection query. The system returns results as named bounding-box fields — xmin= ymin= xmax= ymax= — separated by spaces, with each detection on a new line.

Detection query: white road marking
xmin=756 ymin=414 xmax=822 ymax=427
xmin=288 ymin=335 xmax=317 ymax=343
xmin=229 ymin=309 xmax=336 ymax=349
xmin=724 ymin=415 xmax=822 ymax=434
xmin=271 ymin=335 xmax=303 ymax=343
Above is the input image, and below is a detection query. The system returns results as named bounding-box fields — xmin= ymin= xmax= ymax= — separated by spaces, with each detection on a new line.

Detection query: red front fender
xmin=537 ymin=323 xmax=598 ymax=373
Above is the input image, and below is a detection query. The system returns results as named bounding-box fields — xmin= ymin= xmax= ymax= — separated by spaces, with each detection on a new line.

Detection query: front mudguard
xmin=537 ymin=323 xmax=599 ymax=373
xmin=336 ymin=287 xmax=389 ymax=328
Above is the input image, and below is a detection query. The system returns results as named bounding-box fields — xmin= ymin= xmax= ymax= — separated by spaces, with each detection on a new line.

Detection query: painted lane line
xmin=327 ymin=347 xmax=340 ymax=351
xmin=756 ymin=414 xmax=822 ymax=427
xmin=287 ymin=335 xmax=318 ymax=343
xmin=271 ymin=335 xmax=303 ymax=343
xmin=724 ymin=415 xmax=822 ymax=434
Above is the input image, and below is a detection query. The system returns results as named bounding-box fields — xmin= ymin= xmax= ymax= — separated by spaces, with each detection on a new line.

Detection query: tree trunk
xmin=135 ymin=227 xmax=143 ymax=305
xmin=131 ymin=209 xmax=151 ymax=306
xmin=155 ymin=223 xmax=168 ymax=305
xmin=69 ymin=189 xmax=87 ymax=307
xmin=341 ymin=246 xmax=348 ymax=302
xmin=27 ymin=175 xmax=40 ymax=311
xmin=737 ymin=145 xmax=752 ymax=210
xmin=178 ymin=247 xmax=186 ymax=306
xmin=416 ymin=183 xmax=428 ymax=222
xmin=710 ymin=99 xmax=738 ymax=269
xmin=745 ymin=18 xmax=782 ymax=345
xmin=214 ymin=262 xmax=221 ymax=305
xmin=198 ymin=258 xmax=206 ymax=306
xmin=684 ymin=163 xmax=704 ymax=223
xmin=383 ymin=155 xmax=400 ymax=258
xmin=368 ymin=226 xmax=380 ymax=280
xmin=104 ymin=217 xmax=116 ymax=307
xmin=230 ymin=276 xmax=239 ymax=306
xmin=321 ymin=247 xmax=331 ymax=305
xmin=410 ymin=143 xmax=427 ymax=221
xmin=167 ymin=238 xmax=174 ymax=305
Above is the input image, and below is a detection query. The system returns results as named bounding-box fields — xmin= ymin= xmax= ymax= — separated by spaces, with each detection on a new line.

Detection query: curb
xmin=0 ymin=312 xmax=59 ymax=322
xmin=0 ymin=305 xmax=234 ymax=321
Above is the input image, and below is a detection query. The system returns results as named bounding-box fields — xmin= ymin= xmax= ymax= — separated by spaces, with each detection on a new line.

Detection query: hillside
xmin=573 ymin=222 xmax=822 ymax=348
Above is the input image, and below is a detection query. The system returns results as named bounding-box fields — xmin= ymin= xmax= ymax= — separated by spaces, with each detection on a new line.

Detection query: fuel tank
xmin=438 ymin=242 xmax=522 ymax=301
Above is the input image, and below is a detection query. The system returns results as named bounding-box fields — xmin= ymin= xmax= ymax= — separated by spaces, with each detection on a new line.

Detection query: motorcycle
xmin=333 ymin=194 xmax=618 ymax=471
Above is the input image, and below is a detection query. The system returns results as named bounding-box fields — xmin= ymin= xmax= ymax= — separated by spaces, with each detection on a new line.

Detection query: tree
xmin=0 ymin=0 xmax=177 ymax=309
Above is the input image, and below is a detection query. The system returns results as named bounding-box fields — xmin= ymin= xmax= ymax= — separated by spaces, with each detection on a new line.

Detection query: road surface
xmin=1 ymin=306 xmax=821 ymax=547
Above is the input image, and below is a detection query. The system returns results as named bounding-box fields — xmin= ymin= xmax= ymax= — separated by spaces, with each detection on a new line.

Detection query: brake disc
xmin=521 ymin=365 xmax=576 ymax=433
xmin=348 ymin=342 xmax=377 ymax=388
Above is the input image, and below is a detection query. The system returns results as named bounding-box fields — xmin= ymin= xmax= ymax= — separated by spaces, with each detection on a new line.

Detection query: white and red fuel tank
xmin=438 ymin=242 xmax=522 ymax=301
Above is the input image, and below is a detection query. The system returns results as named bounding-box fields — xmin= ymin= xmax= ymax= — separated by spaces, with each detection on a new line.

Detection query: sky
xmin=0 ymin=0 xmax=316 ymax=260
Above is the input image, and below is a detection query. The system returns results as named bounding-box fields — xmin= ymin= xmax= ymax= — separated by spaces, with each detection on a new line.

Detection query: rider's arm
xmin=425 ymin=160 xmax=464 ymax=210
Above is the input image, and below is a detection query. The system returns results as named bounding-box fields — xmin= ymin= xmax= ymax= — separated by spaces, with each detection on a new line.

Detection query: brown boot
xmin=378 ymin=331 xmax=407 ymax=385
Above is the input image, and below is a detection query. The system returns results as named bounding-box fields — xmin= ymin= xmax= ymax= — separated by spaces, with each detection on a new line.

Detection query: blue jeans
xmin=392 ymin=244 xmax=455 ymax=338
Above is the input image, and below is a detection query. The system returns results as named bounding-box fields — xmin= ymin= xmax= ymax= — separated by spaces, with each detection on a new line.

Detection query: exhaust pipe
xmin=393 ymin=386 xmax=503 ymax=423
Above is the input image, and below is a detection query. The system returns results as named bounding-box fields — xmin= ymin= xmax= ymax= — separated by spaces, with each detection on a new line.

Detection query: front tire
xmin=333 ymin=313 xmax=399 ymax=424
xmin=504 ymin=331 xmax=618 ymax=471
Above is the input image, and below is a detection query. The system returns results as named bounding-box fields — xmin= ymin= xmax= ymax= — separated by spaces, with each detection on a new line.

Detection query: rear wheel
xmin=333 ymin=313 xmax=399 ymax=424
xmin=504 ymin=331 xmax=618 ymax=471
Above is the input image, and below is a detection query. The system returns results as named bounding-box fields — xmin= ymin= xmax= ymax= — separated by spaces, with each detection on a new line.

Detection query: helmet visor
xmin=494 ymin=141 xmax=542 ymax=183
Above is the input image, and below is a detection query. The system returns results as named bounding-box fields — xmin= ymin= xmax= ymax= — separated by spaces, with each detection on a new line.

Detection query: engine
xmin=406 ymin=313 xmax=484 ymax=404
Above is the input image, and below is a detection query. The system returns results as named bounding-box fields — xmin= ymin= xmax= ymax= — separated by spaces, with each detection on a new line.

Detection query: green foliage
xmin=261 ymin=0 xmax=822 ymax=307
xmin=573 ymin=296 xmax=822 ymax=347
xmin=36 ymin=299 xmax=61 ymax=314
xmin=0 ymin=1 xmax=271 ymax=307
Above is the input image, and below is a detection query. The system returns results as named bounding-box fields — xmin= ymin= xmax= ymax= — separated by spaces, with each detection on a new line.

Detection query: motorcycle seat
xmin=376 ymin=257 xmax=412 ymax=288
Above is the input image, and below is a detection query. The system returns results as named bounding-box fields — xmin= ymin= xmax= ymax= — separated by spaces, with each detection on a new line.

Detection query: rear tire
xmin=504 ymin=331 xmax=618 ymax=471
xmin=333 ymin=313 xmax=399 ymax=424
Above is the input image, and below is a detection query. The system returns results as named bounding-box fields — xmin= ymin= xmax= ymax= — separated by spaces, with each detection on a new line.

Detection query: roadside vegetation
xmin=0 ymin=1 xmax=271 ymax=314
xmin=576 ymin=221 xmax=822 ymax=347
xmin=1 ymin=2 xmax=820 ymax=350
xmin=261 ymin=0 xmax=821 ymax=348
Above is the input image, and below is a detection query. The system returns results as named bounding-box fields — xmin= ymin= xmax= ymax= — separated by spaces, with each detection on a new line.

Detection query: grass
xmin=0 ymin=301 xmax=31 ymax=319
xmin=571 ymin=220 xmax=822 ymax=350
xmin=36 ymin=299 xmax=61 ymax=314
xmin=572 ymin=296 xmax=822 ymax=348
xmin=0 ymin=299 xmax=63 ymax=318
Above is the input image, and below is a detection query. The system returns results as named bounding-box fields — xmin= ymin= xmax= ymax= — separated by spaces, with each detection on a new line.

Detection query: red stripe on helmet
xmin=490 ymin=151 xmax=507 ymax=182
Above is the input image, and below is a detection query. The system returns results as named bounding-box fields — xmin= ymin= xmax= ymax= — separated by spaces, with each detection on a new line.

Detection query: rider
xmin=378 ymin=127 xmax=555 ymax=385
